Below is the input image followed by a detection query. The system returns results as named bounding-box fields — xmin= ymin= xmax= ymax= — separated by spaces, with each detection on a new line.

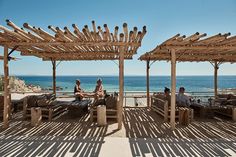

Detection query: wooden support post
xmin=232 ymin=108 xmax=236 ymax=121
xmin=214 ymin=61 xmax=219 ymax=98
xmin=170 ymin=49 xmax=176 ymax=130
xmin=52 ymin=60 xmax=56 ymax=95
xmin=3 ymin=46 xmax=10 ymax=128
xmin=118 ymin=47 xmax=124 ymax=130
xmin=146 ymin=60 xmax=150 ymax=107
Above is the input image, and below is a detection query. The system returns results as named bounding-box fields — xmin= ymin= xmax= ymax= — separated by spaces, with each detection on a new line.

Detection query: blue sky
xmin=0 ymin=0 xmax=236 ymax=76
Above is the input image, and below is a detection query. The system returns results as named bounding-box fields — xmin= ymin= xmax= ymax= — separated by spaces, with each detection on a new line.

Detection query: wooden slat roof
xmin=139 ymin=32 xmax=236 ymax=62
xmin=0 ymin=20 xmax=146 ymax=60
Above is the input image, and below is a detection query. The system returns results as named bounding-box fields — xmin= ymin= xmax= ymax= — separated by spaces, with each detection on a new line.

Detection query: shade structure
xmin=0 ymin=20 xmax=146 ymax=129
xmin=139 ymin=32 xmax=236 ymax=130
xmin=140 ymin=32 xmax=236 ymax=62
xmin=0 ymin=20 xmax=146 ymax=61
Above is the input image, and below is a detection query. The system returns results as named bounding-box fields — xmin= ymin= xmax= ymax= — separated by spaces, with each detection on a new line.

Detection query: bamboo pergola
xmin=139 ymin=32 xmax=236 ymax=129
xmin=0 ymin=20 xmax=146 ymax=129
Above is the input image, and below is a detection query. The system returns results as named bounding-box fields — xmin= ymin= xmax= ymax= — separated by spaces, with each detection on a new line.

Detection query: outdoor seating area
xmin=0 ymin=1 xmax=236 ymax=156
xmin=151 ymin=93 xmax=193 ymax=124
xmin=23 ymin=94 xmax=66 ymax=121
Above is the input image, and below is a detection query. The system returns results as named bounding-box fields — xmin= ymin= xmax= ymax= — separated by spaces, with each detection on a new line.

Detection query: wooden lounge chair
xmin=90 ymin=93 xmax=118 ymax=122
xmin=23 ymin=94 xmax=67 ymax=121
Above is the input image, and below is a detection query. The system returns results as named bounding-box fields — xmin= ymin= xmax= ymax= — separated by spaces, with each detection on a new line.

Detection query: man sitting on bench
xmin=176 ymin=87 xmax=191 ymax=107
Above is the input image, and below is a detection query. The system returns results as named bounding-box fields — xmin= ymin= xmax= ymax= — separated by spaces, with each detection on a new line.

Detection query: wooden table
xmin=64 ymin=99 xmax=92 ymax=117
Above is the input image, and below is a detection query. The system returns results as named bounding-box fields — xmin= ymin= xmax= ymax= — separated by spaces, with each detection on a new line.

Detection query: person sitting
xmin=164 ymin=87 xmax=171 ymax=107
xmin=92 ymin=78 xmax=105 ymax=106
xmin=74 ymin=79 xmax=84 ymax=101
xmin=93 ymin=78 xmax=104 ymax=99
xmin=176 ymin=87 xmax=191 ymax=107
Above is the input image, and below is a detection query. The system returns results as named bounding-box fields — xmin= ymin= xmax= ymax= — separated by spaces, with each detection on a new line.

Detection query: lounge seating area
xmin=151 ymin=93 xmax=194 ymax=124
xmin=23 ymin=94 xmax=67 ymax=121
xmin=213 ymin=94 xmax=236 ymax=120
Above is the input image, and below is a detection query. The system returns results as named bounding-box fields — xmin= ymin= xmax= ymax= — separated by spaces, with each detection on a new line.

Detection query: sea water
xmin=17 ymin=75 xmax=236 ymax=93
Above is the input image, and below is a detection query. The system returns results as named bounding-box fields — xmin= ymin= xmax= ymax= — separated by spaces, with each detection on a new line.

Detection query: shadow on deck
xmin=0 ymin=108 xmax=235 ymax=156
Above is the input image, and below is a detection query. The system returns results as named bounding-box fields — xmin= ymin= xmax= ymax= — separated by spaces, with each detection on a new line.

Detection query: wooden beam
xmin=118 ymin=46 xmax=125 ymax=130
xmin=3 ymin=46 xmax=10 ymax=128
xmin=21 ymin=51 xmax=121 ymax=56
xmin=170 ymin=49 xmax=176 ymax=130
xmin=214 ymin=61 xmax=219 ymax=98
xmin=42 ymin=56 xmax=133 ymax=61
xmin=162 ymin=45 xmax=236 ymax=50
xmin=146 ymin=60 xmax=150 ymax=107
xmin=52 ymin=60 xmax=56 ymax=95
xmin=1 ymin=41 xmax=141 ymax=47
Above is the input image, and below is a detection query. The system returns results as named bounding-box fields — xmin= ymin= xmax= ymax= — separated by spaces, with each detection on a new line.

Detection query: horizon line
xmin=2 ymin=74 xmax=236 ymax=77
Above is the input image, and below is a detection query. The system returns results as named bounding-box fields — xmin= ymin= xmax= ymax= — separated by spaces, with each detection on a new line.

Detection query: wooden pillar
xmin=118 ymin=47 xmax=124 ymax=129
xmin=146 ymin=60 xmax=150 ymax=107
xmin=3 ymin=46 xmax=10 ymax=128
xmin=170 ymin=49 xmax=176 ymax=130
xmin=52 ymin=60 xmax=56 ymax=95
xmin=214 ymin=61 xmax=219 ymax=98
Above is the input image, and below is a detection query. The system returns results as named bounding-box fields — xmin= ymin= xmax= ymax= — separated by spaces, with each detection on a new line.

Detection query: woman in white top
xmin=93 ymin=78 xmax=104 ymax=99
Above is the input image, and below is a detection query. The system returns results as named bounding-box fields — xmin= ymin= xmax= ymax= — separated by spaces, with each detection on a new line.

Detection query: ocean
xmin=17 ymin=75 xmax=236 ymax=93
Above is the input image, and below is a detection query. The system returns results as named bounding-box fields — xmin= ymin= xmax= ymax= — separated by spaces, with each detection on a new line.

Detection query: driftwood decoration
xmin=0 ymin=20 xmax=146 ymax=60
xmin=139 ymin=32 xmax=236 ymax=62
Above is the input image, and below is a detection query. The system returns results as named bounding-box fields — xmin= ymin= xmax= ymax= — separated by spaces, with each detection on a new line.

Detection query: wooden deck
xmin=0 ymin=108 xmax=236 ymax=156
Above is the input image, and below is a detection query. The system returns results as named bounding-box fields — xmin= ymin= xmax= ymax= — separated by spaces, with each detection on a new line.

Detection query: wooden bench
xmin=23 ymin=94 xmax=67 ymax=121
xmin=151 ymin=95 xmax=170 ymax=122
xmin=151 ymin=95 xmax=193 ymax=123
xmin=214 ymin=105 xmax=236 ymax=121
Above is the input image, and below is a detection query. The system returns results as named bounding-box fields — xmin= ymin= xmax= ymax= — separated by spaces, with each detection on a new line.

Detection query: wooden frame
xmin=139 ymin=32 xmax=236 ymax=130
xmin=0 ymin=20 xmax=146 ymax=129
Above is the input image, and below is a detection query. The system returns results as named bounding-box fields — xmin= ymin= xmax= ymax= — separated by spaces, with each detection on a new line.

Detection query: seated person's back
xmin=164 ymin=87 xmax=171 ymax=107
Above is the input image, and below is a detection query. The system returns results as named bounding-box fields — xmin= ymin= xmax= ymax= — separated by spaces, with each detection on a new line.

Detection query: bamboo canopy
xmin=0 ymin=20 xmax=146 ymax=60
xmin=0 ymin=20 xmax=146 ymax=129
xmin=139 ymin=32 xmax=236 ymax=62
xmin=139 ymin=32 xmax=236 ymax=130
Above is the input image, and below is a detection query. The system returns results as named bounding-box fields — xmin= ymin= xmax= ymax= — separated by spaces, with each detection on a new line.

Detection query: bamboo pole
xmin=214 ymin=61 xmax=219 ymax=98
xmin=170 ymin=49 xmax=176 ymax=130
xmin=114 ymin=26 xmax=119 ymax=42
xmin=146 ymin=60 xmax=150 ymax=107
xmin=118 ymin=46 xmax=125 ymax=130
xmin=52 ymin=60 xmax=56 ymax=95
xmin=3 ymin=46 xmax=10 ymax=129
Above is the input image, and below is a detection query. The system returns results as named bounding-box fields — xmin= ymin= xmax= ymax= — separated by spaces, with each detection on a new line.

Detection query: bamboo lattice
xmin=0 ymin=20 xmax=146 ymax=60
xmin=139 ymin=32 xmax=236 ymax=62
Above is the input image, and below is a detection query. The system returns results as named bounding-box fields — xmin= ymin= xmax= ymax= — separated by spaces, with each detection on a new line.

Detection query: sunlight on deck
xmin=0 ymin=108 xmax=236 ymax=156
